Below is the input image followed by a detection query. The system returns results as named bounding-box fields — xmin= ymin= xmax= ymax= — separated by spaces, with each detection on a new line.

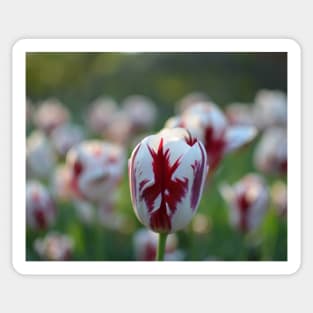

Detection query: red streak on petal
xmin=236 ymin=193 xmax=250 ymax=232
xmin=204 ymin=126 xmax=226 ymax=171
xmin=190 ymin=142 xmax=206 ymax=210
xmin=140 ymin=138 xmax=188 ymax=233
xmin=280 ymin=159 xmax=287 ymax=175
xmin=34 ymin=209 xmax=47 ymax=229
xmin=143 ymin=242 xmax=157 ymax=261
xmin=185 ymin=131 xmax=197 ymax=146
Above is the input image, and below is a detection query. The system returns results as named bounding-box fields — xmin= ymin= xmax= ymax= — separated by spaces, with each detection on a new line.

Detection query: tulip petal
xmin=224 ymin=126 xmax=257 ymax=153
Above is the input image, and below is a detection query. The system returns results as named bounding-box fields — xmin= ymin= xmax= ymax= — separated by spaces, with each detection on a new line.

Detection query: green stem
xmin=156 ymin=233 xmax=168 ymax=261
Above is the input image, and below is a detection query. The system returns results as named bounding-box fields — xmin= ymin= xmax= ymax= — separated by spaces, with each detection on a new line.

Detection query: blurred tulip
xmin=50 ymin=123 xmax=85 ymax=157
xmin=271 ymin=181 xmax=287 ymax=217
xmin=26 ymin=99 xmax=33 ymax=125
xmin=27 ymin=131 xmax=56 ymax=180
xmin=122 ymin=95 xmax=157 ymax=132
xmin=34 ymin=232 xmax=74 ymax=261
xmin=164 ymin=116 xmax=181 ymax=129
xmin=133 ymin=228 xmax=183 ymax=261
xmin=73 ymin=200 xmax=96 ymax=225
xmin=253 ymin=89 xmax=287 ymax=129
xmin=86 ymin=97 xmax=118 ymax=134
xmin=254 ymin=127 xmax=287 ymax=176
xmin=225 ymin=103 xmax=254 ymax=126
xmin=50 ymin=165 xmax=73 ymax=202
xmin=105 ymin=111 xmax=133 ymax=145
xmin=191 ymin=213 xmax=212 ymax=234
xmin=33 ymin=98 xmax=70 ymax=134
xmin=176 ymin=91 xmax=210 ymax=113
xmin=220 ymin=173 xmax=269 ymax=233
xmin=97 ymin=202 xmax=126 ymax=231
xmin=26 ymin=180 xmax=57 ymax=230
xmin=165 ymin=102 xmax=257 ymax=173
xmin=66 ymin=140 xmax=125 ymax=204
xmin=129 ymin=128 xmax=208 ymax=233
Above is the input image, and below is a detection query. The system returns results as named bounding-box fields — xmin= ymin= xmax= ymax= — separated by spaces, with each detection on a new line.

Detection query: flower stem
xmin=156 ymin=233 xmax=168 ymax=261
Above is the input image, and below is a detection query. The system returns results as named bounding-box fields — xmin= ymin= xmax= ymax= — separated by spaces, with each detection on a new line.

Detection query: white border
xmin=12 ymin=39 xmax=301 ymax=275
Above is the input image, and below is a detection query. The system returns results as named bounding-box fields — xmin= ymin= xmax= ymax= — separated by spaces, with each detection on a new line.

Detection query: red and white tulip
xmin=253 ymin=89 xmax=287 ymax=130
xmin=220 ymin=173 xmax=269 ymax=233
xmin=129 ymin=128 xmax=208 ymax=233
xmin=122 ymin=95 xmax=157 ymax=132
xmin=50 ymin=165 xmax=73 ymax=202
xmin=165 ymin=102 xmax=257 ymax=173
xmin=34 ymin=232 xmax=74 ymax=261
xmin=133 ymin=228 xmax=183 ymax=261
xmin=86 ymin=97 xmax=118 ymax=134
xmin=26 ymin=180 xmax=57 ymax=230
xmin=50 ymin=123 xmax=85 ymax=157
xmin=271 ymin=181 xmax=287 ymax=217
xmin=34 ymin=98 xmax=70 ymax=135
xmin=66 ymin=140 xmax=125 ymax=204
xmin=254 ymin=127 xmax=287 ymax=176
xmin=27 ymin=131 xmax=56 ymax=180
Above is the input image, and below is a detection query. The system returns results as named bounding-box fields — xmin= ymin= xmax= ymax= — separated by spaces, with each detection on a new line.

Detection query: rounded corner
xmin=11 ymin=258 xmax=27 ymax=276
xmin=11 ymin=38 xmax=30 ymax=55
xmin=285 ymin=259 xmax=302 ymax=276
xmin=284 ymin=38 xmax=302 ymax=54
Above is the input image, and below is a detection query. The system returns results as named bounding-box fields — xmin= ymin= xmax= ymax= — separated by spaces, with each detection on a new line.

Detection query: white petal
xmin=224 ymin=126 xmax=257 ymax=153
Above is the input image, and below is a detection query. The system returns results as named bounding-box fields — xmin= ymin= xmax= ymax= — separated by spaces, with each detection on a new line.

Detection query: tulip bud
xmin=253 ymin=89 xmax=287 ymax=129
xmin=27 ymin=131 xmax=56 ymax=180
xmin=34 ymin=232 xmax=74 ymax=260
xmin=165 ymin=102 xmax=257 ymax=172
xmin=175 ymin=91 xmax=210 ymax=114
xmin=26 ymin=181 xmax=57 ymax=230
xmin=220 ymin=174 xmax=269 ymax=233
xmin=34 ymin=98 xmax=70 ymax=135
xmin=50 ymin=165 xmax=73 ymax=202
xmin=105 ymin=111 xmax=133 ymax=145
xmin=86 ymin=97 xmax=118 ymax=134
xmin=133 ymin=228 xmax=183 ymax=261
xmin=225 ymin=103 xmax=254 ymax=126
xmin=50 ymin=123 xmax=85 ymax=157
xmin=66 ymin=140 xmax=125 ymax=204
xmin=254 ymin=127 xmax=287 ymax=176
xmin=122 ymin=95 xmax=157 ymax=132
xmin=271 ymin=181 xmax=287 ymax=217
xmin=129 ymin=128 xmax=208 ymax=233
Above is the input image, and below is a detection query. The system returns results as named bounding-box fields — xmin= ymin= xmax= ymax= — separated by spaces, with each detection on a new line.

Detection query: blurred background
xmin=26 ymin=52 xmax=287 ymax=261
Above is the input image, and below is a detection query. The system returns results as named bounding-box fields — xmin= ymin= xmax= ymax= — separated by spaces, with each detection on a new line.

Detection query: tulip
xmin=104 ymin=111 xmax=133 ymax=145
xmin=86 ymin=97 xmax=117 ymax=134
xmin=175 ymin=91 xmax=210 ymax=114
xmin=33 ymin=98 xmax=70 ymax=135
xmin=133 ymin=229 xmax=183 ymax=261
xmin=253 ymin=127 xmax=287 ymax=176
xmin=50 ymin=165 xmax=73 ymax=202
xmin=129 ymin=128 xmax=208 ymax=260
xmin=34 ymin=232 xmax=74 ymax=260
xmin=219 ymin=173 xmax=269 ymax=233
xmin=66 ymin=140 xmax=125 ymax=205
xmin=165 ymin=102 xmax=257 ymax=173
xmin=225 ymin=103 xmax=254 ymax=126
xmin=122 ymin=95 xmax=157 ymax=132
xmin=253 ymin=89 xmax=287 ymax=130
xmin=50 ymin=123 xmax=85 ymax=157
xmin=271 ymin=181 xmax=287 ymax=217
xmin=26 ymin=180 xmax=56 ymax=230
xmin=27 ymin=131 xmax=56 ymax=180
xmin=26 ymin=98 xmax=33 ymax=125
